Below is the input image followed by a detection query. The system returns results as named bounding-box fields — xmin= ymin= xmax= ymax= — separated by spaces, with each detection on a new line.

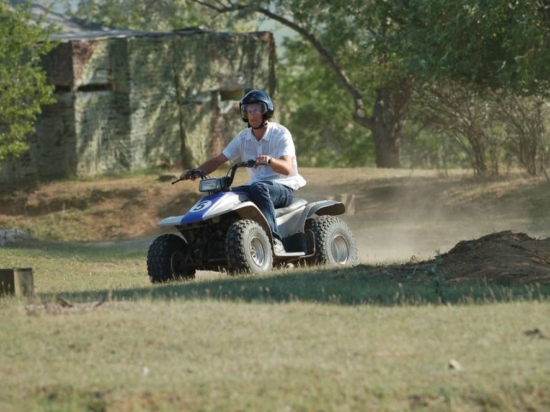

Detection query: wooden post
xmin=0 ymin=269 xmax=15 ymax=296
xmin=14 ymin=268 xmax=34 ymax=297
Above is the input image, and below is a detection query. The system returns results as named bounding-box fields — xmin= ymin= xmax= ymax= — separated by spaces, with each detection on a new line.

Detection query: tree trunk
xmin=371 ymin=123 xmax=401 ymax=168
xmin=370 ymin=85 xmax=411 ymax=168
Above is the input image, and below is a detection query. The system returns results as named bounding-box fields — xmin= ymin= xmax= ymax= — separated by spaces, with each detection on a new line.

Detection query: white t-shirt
xmin=222 ymin=122 xmax=307 ymax=190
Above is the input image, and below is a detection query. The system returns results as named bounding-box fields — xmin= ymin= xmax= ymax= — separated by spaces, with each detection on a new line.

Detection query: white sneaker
xmin=274 ymin=239 xmax=286 ymax=254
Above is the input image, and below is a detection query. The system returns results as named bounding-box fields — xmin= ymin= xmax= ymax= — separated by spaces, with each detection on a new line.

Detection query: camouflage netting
xmin=0 ymin=30 xmax=275 ymax=181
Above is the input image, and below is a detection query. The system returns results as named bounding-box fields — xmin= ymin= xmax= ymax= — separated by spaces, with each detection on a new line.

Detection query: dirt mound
xmin=409 ymin=231 xmax=550 ymax=284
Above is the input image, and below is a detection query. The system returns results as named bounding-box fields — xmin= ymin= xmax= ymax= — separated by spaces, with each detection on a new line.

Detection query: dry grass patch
xmin=1 ymin=232 xmax=550 ymax=411
xmin=1 ymin=298 xmax=549 ymax=411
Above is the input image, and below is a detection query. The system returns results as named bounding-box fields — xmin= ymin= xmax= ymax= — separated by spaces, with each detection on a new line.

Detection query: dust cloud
xmin=298 ymin=168 xmax=550 ymax=265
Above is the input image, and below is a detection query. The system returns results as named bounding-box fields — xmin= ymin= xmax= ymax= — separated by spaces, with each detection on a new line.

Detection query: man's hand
xmin=179 ymin=169 xmax=205 ymax=181
xmin=255 ymin=155 xmax=272 ymax=168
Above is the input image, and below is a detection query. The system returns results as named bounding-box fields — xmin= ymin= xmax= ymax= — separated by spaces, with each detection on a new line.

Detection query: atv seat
xmin=275 ymin=197 xmax=308 ymax=218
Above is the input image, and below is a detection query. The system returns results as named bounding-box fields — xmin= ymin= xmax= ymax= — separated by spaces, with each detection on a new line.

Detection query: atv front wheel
xmin=147 ymin=234 xmax=196 ymax=283
xmin=306 ymin=216 xmax=358 ymax=265
xmin=225 ymin=220 xmax=273 ymax=274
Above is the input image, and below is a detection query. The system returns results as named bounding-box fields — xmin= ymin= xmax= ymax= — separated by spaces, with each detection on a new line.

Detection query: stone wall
xmin=0 ymin=29 xmax=276 ymax=181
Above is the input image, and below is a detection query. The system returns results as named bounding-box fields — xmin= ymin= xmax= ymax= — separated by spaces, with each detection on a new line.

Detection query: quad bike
xmin=146 ymin=160 xmax=358 ymax=283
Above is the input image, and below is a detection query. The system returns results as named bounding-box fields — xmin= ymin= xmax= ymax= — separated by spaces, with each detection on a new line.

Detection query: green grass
xmin=1 ymin=242 xmax=550 ymax=411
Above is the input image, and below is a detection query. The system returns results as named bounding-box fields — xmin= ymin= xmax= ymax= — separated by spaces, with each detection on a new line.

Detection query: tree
xmin=375 ymin=0 xmax=550 ymax=96
xmin=491 ymin=92 xmax=550 ymax=176
xmin=0 ymin=1 xmax=56 ymax=164
xmin=373 ymin=0 xmax=550 ymax=176
xmin=413 ymin=81 xmax=504 ymax=176
xmin=192 ymin=0 xmax=411 ymax=168
xmin=411 ymin=83 xmax=550 ymax=176
xmin=278 ymin=32 xmax=375 ymax=167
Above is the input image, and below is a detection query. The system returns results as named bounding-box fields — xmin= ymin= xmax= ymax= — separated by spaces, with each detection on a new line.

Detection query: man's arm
xmin=256 ymin=154 xmax=292 ymax=176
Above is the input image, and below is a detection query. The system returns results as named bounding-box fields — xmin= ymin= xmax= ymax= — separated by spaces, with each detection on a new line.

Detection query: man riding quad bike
xmin=146 ymin=160 xmax=358 ymax=282
xmin=147 ymin=90 xmax=358 ymax=282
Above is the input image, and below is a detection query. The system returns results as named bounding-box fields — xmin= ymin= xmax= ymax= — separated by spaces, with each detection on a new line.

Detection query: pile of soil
xmin=395 ymin=231 xmax=550 ymax=284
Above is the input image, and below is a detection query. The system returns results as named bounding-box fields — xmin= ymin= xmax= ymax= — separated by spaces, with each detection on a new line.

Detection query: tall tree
xmin=0 ymin=1 xmax=56 ymax=164
xmin=278 ymin=38 xmax=375 ymax=167
xmin=193 ymin=0 xmax=411 ymax=168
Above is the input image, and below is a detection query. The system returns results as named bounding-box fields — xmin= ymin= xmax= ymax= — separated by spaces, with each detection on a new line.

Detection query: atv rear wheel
xmin=306 ymin=216 xmax=358 ymax=265
xmin=225 ymin=220 xmax=273 ymax=274
xmin=147 ymin=234 xmax=196 ymax=283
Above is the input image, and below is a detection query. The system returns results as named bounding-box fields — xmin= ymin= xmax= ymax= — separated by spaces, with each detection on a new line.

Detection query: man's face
xmin=246 ymin=103 xmax=265 ymax=127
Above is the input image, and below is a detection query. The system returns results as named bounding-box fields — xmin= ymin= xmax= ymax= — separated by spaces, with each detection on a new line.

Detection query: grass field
xmin=1 ymin=168 xmax=550 ymax=411
xmin=1 ymin=240 xmax=549 ymax=411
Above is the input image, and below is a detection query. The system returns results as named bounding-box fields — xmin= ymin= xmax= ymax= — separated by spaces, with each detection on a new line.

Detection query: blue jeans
xmin=232 ymin=181 xmax=294 ymax=241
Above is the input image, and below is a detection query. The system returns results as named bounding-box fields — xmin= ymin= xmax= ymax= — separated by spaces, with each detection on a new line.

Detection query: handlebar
xmin=171 ymin=159 xmax=264 ymax=185
xmin=237 ymin=159 xmax=259 ymax=168
xmin=171 ymin=169 xmax=207 ymax=185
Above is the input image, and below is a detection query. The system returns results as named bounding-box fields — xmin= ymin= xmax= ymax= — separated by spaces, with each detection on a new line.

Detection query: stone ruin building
xmin=0 ymin=5 xmax=276 ymax=181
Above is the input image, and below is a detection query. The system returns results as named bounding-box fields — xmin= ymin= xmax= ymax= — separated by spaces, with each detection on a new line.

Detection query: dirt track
xmin=2 ymin=168 xmax=550 ymax=283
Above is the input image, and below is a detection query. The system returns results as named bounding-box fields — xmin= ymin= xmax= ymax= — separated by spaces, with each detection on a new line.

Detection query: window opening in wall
xmin=54 ymin=85 xmax=71 ymax=93
xmin=220 ymin=89 xmax=245 ymax=101
xmin=77 ymin=84 xmax=112 ymax=92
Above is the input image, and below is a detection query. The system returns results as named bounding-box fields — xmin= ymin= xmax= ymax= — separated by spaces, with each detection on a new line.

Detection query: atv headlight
xmin=199 ymin=178 xmax=222 ymax=192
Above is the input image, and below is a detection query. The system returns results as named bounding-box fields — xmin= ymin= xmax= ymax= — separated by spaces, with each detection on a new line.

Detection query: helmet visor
xmin=241 ymin=102 xmax=268 ymax=120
